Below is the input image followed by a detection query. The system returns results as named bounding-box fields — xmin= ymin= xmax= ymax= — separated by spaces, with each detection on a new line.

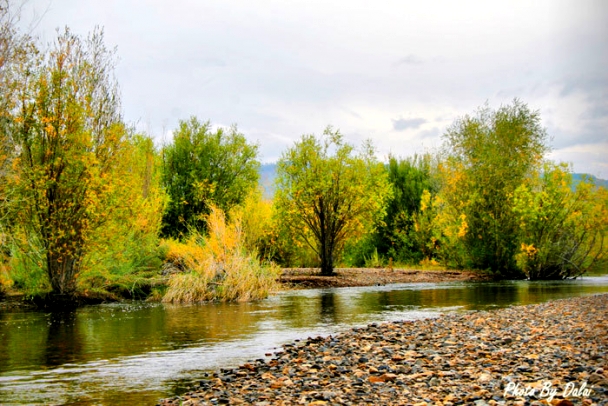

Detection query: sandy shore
xmin=158 ymin=294 xmax=608 ymax=406
xmin=278 ymin=268 xmax=489 ymax=289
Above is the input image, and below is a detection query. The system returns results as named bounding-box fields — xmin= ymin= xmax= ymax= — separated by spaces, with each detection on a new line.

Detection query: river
xmin=1 ymin=277 xmax=608 ymax=405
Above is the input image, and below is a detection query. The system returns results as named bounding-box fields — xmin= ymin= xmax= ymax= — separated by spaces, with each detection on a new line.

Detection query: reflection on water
xmin=45 ymin=311 xmax=82 ymax=367
xmin=1 ymin=276 xmax=608 ymax=405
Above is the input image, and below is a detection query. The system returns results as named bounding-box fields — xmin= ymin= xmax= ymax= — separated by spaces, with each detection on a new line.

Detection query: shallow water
xmin=1 ymin=276 xmax=608 ymax=405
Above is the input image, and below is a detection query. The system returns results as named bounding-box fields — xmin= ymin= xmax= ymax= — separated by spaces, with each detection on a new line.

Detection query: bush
xmin=160 ymin=117 xmax=260 ymax=238
xmin=373 ymin=154 xmax=437 ymax=264
xmin=411 ymin=190 xmax=470 ymax=269
xmin=341 ymin=233 xmax=377 ymax=267
xmin=162 ymin=206 xmax=280 ymax=303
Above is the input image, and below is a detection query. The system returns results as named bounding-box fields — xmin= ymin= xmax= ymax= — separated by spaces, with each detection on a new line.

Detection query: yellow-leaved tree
xmin=512 ymin=162 xmax=607 ymax=279
xmin=2 ymin=27 xmax=164 ymax=301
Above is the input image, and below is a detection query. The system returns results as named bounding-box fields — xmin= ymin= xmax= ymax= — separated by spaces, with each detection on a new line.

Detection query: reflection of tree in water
xmin=0 ymin=311 xmax=9 ymax=372
xmin=45 ymin=311 xmax=82 ymax=367
xmin=319 ymin=292 xmax=338 ymax=324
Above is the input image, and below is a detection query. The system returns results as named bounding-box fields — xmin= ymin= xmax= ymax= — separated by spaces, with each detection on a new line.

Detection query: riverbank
xmin=0 ymin=268 xmax=489 ymax=309
xmin=159 ymin=294 xmax=608 ymax=406
xmin=278 ymin=268 xmax=489 ymax=289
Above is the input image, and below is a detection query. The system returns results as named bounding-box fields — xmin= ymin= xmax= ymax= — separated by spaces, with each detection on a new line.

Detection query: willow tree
xmin=439 ymin=100 xmax=548 ymax=277
xmin=275 ymin=127 xmax=391 ymax=276
xmin=6 ymin=28 xmax=127 ymax=297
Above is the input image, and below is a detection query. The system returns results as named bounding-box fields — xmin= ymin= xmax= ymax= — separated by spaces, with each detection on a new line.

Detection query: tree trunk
xmin=319 ymin=240 xmax=334 ymax=276
xmin=320 ymin=257 xmax=334 ymax=276
xmin=47 ymin=252 xmax=78 ymax=296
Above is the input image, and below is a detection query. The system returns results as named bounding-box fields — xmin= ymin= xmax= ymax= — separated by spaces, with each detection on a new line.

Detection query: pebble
xmin=158 ymin=294 xmax=608 ymax=406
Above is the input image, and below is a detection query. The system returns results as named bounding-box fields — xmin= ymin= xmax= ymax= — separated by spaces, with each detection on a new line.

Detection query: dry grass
xmin=162 ymin=206 xmax=280 ymax=303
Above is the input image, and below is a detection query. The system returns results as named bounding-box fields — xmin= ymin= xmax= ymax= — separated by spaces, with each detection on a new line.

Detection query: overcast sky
xmin=19 ymin=0 xmax=608 ymax=177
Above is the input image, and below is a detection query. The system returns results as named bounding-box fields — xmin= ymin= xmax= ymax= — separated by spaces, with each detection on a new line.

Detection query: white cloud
xmin=18 ymin=0 xmax=608 ymax=177
xmin=548 ymin=142 xmax=608 ymax=178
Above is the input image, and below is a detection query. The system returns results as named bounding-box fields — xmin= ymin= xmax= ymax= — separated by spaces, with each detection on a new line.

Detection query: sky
xmin=18 ymin=0 xmax=608 ymax=177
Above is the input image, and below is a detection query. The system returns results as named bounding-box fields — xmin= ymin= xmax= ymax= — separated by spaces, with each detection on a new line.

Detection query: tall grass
xmin=5 ymin=232 xmax=51 ymax=298
xmin=162 ymin=206 xmax=280 ymax=303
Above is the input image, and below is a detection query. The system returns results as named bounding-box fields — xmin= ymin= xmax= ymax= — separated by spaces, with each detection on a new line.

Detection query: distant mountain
xmin=259 ymin=163 xmax=277 ymax=199
xmin=257 ymin=166 xmax=606 ymax=200
xmin=572 ymin=173 xmax=608 ymax=189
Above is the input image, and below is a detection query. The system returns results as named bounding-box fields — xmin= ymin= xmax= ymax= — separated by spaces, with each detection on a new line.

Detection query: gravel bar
xmin=158 ymin=294 xmax=608 ymax=406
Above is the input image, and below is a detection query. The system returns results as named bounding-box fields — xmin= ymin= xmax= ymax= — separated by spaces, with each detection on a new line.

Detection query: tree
xmin=513 ymin=162 xmax=607 ymax=279
xmin=344 ymin=153 xmax=437 ymax=267
xmin=439 ymin=100 xmax=548 ymax=277
xmin=5 ymin=27 xmax=127 ymax=297
xmin=161 ymin=117 xmax=259 ymax=238
xmin=0 ymin=1 xmax=28 ymax=86
xmin=1 ymin=0 xmax=32 ymax=219
xmin=375 ymin=154 xmax=437 ymax=262
xmin=275 ymin=127 xmax=391 ymax=276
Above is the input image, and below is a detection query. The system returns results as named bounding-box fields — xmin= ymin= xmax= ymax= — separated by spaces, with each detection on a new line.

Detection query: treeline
xmin=0 ymin=17 xmax=606 ymax=303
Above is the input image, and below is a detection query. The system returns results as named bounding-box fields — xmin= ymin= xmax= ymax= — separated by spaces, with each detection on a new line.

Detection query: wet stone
xmin=158 ymin=294 xmax=608 ymax=406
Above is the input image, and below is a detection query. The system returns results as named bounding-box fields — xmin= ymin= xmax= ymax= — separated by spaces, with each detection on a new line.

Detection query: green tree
xmin=275 ymin=127 xmax=391 ymax=276
xmin=161 ymin=117 xmax=260 ymax=238
xmin=5 ymin=28 xmax=128 ymax=297
xmin=376 ymin=154 xmax=437 ymax=262
xmin=439 ymin=100 xmax=548 ymax=277
xmin=343 ymin=153 xmax=436 ymax=267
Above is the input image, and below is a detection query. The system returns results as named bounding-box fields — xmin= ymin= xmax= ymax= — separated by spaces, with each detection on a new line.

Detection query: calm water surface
xmin=1 ymin=276 xmax=608 ymax=405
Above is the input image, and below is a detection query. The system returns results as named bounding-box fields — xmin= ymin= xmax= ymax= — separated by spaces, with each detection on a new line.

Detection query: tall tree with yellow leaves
xmin=6 ymin=28 xmax=128 ymax=297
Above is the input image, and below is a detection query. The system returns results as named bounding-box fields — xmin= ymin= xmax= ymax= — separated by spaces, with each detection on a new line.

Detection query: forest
xmin=1 ymin=14 xmax=607 ymax=306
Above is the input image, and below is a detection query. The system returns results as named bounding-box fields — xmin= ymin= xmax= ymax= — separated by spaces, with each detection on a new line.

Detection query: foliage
xmin=77 ymin=134 xmax=167 ymax=298
xmin=230 ymin=188 xmax=274 ymax=259
xmin=364 ymin=248 xmax=385 ymax=268
xmin=341 ymin=233 xmax=379 ymax=267
xmin=1 ymin=1 xmax=33 ymax=291
xmin=274 ymin=127 xmax=392 ymax=276
xmin=437 ymin=100 xmax=548 ymax=277
xmin=161 ymin=117 xmax=260 ymax=238
xmin=4 ymin=231 xmax=49 ymax=297
xmin=270 ymin=225 xmax=320 ymax=268
xmin=231 ymin=188 xmax=321 ymax=268
xmin=0 ymin=0 xmax=32 ymax=114
xmin=162 ymin=205 xmax=280 ymax=303
xmin=373 ymin=154 xmax=437 ymax=264
xmin=513 ymin=162 xmax=608 ymax=279
xmin=4 ymin=28 xmax=129 ymax=295
xmin=412 ymin=188 xmax=470 ymax=268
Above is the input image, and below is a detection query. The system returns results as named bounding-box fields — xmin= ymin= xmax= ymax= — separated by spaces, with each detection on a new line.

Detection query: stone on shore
xmin=158 ymin=294 xmax=608 ymax=406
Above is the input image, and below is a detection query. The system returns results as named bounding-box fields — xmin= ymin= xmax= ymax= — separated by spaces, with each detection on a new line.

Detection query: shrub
xmin=162 ymin=206 xmax=280 ymax=303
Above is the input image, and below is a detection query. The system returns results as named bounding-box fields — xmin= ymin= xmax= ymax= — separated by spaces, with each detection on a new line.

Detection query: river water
xmin=1 ymin=277 xmax=608 ymax=405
